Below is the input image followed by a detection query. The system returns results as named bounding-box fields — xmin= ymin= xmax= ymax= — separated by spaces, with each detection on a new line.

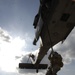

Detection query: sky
xmin=0 ymin=0 xmax=75 ymax=75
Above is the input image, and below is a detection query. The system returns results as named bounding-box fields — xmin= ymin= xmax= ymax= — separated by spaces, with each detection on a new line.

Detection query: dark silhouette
xmin=46 ymin=51 xmax=63 ymax=75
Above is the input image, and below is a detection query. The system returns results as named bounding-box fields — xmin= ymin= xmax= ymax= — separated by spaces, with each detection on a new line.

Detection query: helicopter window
xmin=60 ymin=13 xmax=70 ymax=21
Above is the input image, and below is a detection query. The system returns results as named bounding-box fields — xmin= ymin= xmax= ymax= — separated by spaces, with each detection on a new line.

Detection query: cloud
xmin=18 ymin=50 xmax=38 ymax=74
xmin=53 ymin=28 xmax=75 ymax=64
xmin=0 ymin=70 xmax=20 ymax=75
xmin=18 ymin=49 xmax=48 ymax=75
xmin=0 ymin=27 xmax=27 ymax=73
xmin=0 ymin=27 xmax=11 ymax=42
xmin=0 ymin=27 xmax=40 ymax=75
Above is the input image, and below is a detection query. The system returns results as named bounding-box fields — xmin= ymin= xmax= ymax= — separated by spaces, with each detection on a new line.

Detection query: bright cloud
xmin=0 ymin=28 xmax=26 ymax=72
xmin=0 ymin=27 xmax=11 ymax=42
xmin=0 ymin=27 xmax=75 ymax=75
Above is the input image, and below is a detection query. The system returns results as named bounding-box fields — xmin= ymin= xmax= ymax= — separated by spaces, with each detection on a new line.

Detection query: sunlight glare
xmin=0 ymin=37 xmax=26 ymax=72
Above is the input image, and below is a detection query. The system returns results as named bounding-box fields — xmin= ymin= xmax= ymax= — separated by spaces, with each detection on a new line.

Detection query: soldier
xmin=46 ymin=51 xmax=63 ymax=75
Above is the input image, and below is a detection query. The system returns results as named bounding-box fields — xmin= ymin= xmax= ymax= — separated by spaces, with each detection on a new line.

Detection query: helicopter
xmin=19 ymin=0 xmax=75 ymax=73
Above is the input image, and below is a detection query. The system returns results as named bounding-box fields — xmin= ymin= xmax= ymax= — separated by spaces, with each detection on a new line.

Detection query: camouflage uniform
xmin=46 ymin=51 xmax=63 ymax=75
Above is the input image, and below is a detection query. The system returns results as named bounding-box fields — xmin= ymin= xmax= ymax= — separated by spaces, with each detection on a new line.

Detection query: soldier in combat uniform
xmin=46 ymin=51 xmax=64 ymax=75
